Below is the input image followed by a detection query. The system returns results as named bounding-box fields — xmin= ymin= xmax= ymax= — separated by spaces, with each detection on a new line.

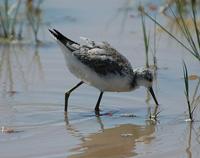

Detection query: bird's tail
xmin=49 ymin=29 xmax=79 ymax=52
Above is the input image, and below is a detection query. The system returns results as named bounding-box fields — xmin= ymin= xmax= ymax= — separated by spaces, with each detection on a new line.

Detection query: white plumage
xmin=49 ymin=29 xmax=158 ymax=114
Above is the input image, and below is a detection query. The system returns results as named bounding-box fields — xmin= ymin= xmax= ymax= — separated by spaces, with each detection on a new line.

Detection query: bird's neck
xmin=130 ymin=71 xmax=139 ymax=90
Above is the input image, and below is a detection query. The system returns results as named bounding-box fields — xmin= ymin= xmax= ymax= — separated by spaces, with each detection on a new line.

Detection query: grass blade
xmin=10 ymin=0 xmax=21 ymax=36
xmin=0 ymin=10 xmax=8 ymax=37
xmin=141 ymin=11 xmax=150 ymax=68
xmin=175 ymin=0 xmax=198 ymax=55
xmin=144 ymin=12 xmax=194 ymax=55
xmin=183 ymin=61 xmax=193 ymax=121
xmin=191 ymin=0 xmax=200 ymax=52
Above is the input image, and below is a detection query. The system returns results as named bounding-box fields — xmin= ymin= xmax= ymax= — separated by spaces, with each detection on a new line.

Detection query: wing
xmin=73 ymin=45 xmax=133 ymax=76
xmin=80 ymin=36 xmax=110 ymax=49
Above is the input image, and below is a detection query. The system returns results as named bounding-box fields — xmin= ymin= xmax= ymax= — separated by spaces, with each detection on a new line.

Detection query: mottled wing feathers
xmin=73 ymin=46 xmax=133 ymax=76
xmin=49 ymin=29 xmax=133 ymax=76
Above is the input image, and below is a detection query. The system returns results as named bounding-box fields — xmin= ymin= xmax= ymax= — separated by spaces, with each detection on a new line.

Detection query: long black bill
xmin=148 ymin=87 xmax=159 ymax=105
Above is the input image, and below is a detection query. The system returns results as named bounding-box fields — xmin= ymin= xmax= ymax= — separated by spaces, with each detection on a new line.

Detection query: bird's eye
xmin=148 ymin=76 xmax=153 ymax=82
xmin=145 ymin=72 xmax=153 ymax=82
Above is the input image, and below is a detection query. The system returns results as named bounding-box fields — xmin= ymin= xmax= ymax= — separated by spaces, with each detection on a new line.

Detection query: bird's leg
xmin=65 ymin=81 xmax=84 ymax=112
xmin=95 ymin=91 xmax=104 ymax=115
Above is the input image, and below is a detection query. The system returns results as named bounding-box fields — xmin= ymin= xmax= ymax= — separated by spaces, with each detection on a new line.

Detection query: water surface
xmin=0 ymin=0 xmax=200 ymax=158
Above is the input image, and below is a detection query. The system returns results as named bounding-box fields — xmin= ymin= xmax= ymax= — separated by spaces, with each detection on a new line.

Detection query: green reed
xmin=0 ymin=0 xmax=43 ymax=43
xmin=152 ymin=16 xmax=158 ymax=70
xmin=171 ymin=0 xmax=200 ymax=61
xmin=26 ymin=0 xmax=43 ymax=43
xmin=144 ymin=0 xmax=200 ymax=62
xmin=182 ymin=61 xmax=200 ymax=121
xmin=0 ymin=0 xmax=21 ymax=39
xmin=140 ymin=9 xmax=150 ymax=68
xmin=183 ymin=61 xmax=193 ymax=121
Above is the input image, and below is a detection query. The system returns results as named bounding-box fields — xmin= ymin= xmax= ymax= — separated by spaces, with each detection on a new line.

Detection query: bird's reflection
xmin=64 ymin=114 xmax=86 ymax=143
xmin=96 ymin=116 xmax=105 ymax=132
xmin=65 ymin=114 xmax=156 ymax=158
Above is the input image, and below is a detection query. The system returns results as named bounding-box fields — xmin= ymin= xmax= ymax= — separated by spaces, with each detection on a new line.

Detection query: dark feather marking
xmin=49 ymin=29 xmax=133 ymax=76
xmin=74 ymin=47 xmax=133 ymax=76
xmin=49 ymin=29 xmax=79 ymax=52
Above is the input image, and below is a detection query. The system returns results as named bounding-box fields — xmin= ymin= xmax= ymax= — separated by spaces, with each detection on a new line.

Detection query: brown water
xmin=0 ymin=0 xmax=200 ymax=158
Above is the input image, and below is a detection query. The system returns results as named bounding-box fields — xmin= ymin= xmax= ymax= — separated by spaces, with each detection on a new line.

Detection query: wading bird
xmin=49 ymin=29 xmax=159 ymax=115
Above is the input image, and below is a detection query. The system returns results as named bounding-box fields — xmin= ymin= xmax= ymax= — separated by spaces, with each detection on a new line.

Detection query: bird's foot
xmin=95 ymin=108 xmax=101 ymax=116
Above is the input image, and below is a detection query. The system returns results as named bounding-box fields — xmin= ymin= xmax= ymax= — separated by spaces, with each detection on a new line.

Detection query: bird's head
xmin=135 ymin=68 xmax=153 ymax=88
xmin=134 ymin=68 xmax=159 ymax=105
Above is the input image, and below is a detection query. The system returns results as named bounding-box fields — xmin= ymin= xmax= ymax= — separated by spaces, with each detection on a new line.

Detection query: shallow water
xmin=0 ymin=0 xmax=200 ymax=158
